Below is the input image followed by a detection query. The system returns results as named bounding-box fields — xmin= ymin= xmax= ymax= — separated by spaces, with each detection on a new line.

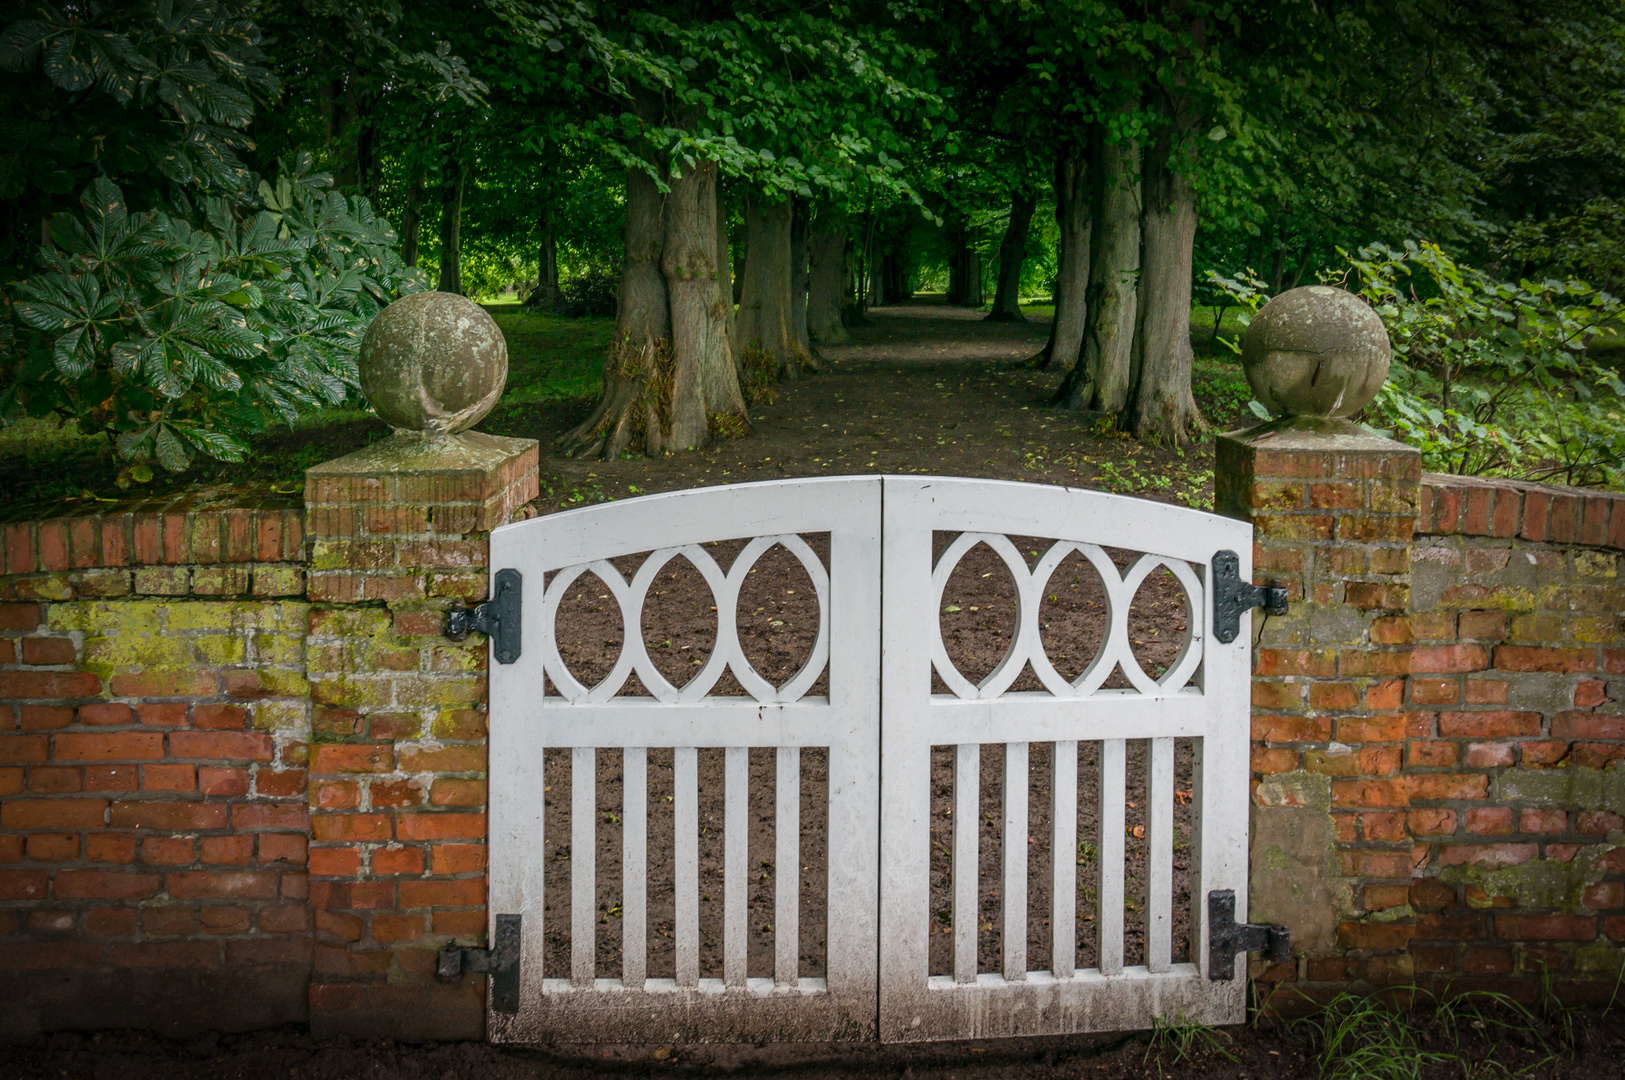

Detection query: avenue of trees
xmin=2 ymin=0 xmax=1623 ymax=473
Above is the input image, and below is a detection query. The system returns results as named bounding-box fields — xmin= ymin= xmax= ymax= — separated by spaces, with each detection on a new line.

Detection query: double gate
xmin=484 ymin=476 xmax=1254 ymax=1043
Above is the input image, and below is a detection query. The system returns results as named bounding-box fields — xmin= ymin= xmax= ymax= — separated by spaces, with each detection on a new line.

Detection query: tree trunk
xmin=735 ymin=195 xmax=804 ymax=379
xmin=717 ymin=178 xmax=736 ymax=359
xmin=400 ymin=157 xmax=427 ymax=268
xmin=661 ymin=160 xmax=747 ymax=452
xmin=436 ymin=153 xmax=469 ymax=295
xmin=865 ymin=229 xmax=884 ymax=308
xmin=1126 ymin=118 xmax=1205 ymax=445
xmin=807 ymin=205 xmax=848 ymax=344
xmin=985 ymin=189 xmax=1036 ymax=322
xmin=524 ymin=205 xmax=561 ymax=308
xmin=790 ymin=197 xmax=812 ymax=356
xmin=1056 ymin=130 xmax=1140 ymax=412
xmin=559 ymin=166 xmax=672 ymax=459
xmin=1036 ymin=153 xmax=1091 ymax=369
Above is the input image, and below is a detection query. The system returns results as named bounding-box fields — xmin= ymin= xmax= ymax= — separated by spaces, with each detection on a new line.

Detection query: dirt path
xmin=490 ymin=301 xmax=1236 ymax=515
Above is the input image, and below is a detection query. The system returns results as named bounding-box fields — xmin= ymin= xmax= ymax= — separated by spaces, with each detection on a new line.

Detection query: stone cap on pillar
xmin=305 ymin=430 xmax=539 ymax=539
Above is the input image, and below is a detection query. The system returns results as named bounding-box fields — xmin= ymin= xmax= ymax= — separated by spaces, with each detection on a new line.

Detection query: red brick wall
xmin=1224 ymin=428 xmax=1625 ymax=1007
xmin=0 ymin=494 xmax=312 ymax=1039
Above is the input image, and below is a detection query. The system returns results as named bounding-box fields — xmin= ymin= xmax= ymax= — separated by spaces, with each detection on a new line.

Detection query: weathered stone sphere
xmin=358 ymin=291 xmax=508 ymax=435
xmin=1241 ymin=286 xmax=1390 ymax=418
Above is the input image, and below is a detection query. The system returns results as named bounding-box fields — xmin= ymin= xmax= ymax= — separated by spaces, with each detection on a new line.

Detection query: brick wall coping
xmin=0 ymin=488 xmax=302 ymax=577
xmin=1419 ymin=472 xmax=1625 ymax=550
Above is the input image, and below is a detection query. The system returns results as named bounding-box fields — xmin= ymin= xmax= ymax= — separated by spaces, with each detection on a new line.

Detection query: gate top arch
xmin=491 ymin=474 xmax=1251 ymax=707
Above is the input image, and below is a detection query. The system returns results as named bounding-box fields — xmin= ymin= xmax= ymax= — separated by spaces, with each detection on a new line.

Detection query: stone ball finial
xmin=358 ymin=291 xmax=508 ymax=436
xmin=1241 ymin=286 xmax=1390 ymax=418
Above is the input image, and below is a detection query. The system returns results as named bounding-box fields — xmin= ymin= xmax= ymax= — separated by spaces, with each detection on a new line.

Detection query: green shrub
xmin=1212 ymin=241 xmax=1625 ymax=489
xmin=1 ymin=155 xmax=426 ymax=480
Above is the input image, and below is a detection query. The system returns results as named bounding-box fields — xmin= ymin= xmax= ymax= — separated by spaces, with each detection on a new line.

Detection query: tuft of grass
xmin=1297 ymin=993 xmax=1443 ymax=1080
xmin=1145 ymin=1010 xmax=1236 ymax=1074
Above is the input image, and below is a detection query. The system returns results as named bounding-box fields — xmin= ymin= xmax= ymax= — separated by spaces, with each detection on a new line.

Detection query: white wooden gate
xmin=484 ymin=476 xmax=1254 ymax=1044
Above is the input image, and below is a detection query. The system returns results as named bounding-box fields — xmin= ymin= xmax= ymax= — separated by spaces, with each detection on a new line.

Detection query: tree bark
xmin=1126 ymin=118 xmax=1205 ymax=445
xmin=400 ymin=157 xmax=427 ymax=268
xmin=1056 ymin=130 xmax=1140 ymax=412
xmin=985 ymin=189 xmax=1037 ymax=322
xmin=1036 ymin=153 xmax=1091 ymax=368
xmin=661 ymin=159 xmax=747 ymax=451
xmin=559 ymin=165 xmax=671 ymax=459
xmin=436 ymin=153 xmax=469 ymax=295
xmin=524 ymin=204 xmax=561 ymax=308
xmin=865 ymin=228 xmax=884 ymax=307
xmin=790 ymin=197 xmax=812 ymax=356
xmin=807 ymin=205 xmax=848 ymax=344
xmin=716 ymin=178 xmax=735 ymax=359
xmin=734 ymin=195 xmax=805 ymax=379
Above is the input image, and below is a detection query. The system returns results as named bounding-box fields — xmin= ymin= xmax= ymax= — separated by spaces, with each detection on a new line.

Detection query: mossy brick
xmin=1251 ymin=483 xmax=1306 ymax=511
xmin=427 ymin=573 xmax=487 ymax=601
xmin=15 ymin=574 xmax=75 ymax=601
xmin=224 ymin=668 xmax=309 ymax=698
xmin=310 ymin=541 xmax=397 ymax=572
xmin=1255 ymin=649 xmax=1337 ymax=677
xmin=133 ymin=567 xmax=190 ymax=595
xmin=308 ymin=607 xmax=393 ymax=639
xmin=430 ymin=710 xmax=485 ymax=740
xmin=1339 ymin=650 xmax=1411 ymax=677
xmin=1570 ymin=616 xmax=1617 ymax=645
xmin=311 ymin=676 xmax=395 ymax=710
xmin=1574 ymin=550 xmax=1618 ymax=579
xmin=1257 ymin=513 xmax=1336 ymax=541
xmin=1369 ymin=547 xmax=1411 ymax=574
xmin=357 ymin=574 xmax=427 ymax=602
xmin=248 ymin=630 xmax=305 ymax=666
xmin=191 ymin=567 xmax=251 ymax=595
xmin=76 ymin=569 xmax=131 ymax=597
xmin=253 ymin=566 xmax=306 ymax=596
xmin=253 ymin=699 xmax=308 ymax=733
xmin=391 ymin=674 xmax=485 ymax=708
xmin=190 ymin=634 xmax=249 ymax=666
xmin=164 ymin=600 xmax=307 ymax=633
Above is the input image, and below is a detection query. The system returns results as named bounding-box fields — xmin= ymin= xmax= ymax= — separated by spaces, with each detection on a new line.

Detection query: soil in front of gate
xmin=542 ymin=531 xmax=1200 ymax=983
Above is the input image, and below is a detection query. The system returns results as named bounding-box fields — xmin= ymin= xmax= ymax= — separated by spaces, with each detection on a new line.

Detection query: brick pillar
xmin=1215 ymin=418 xmax=1422 ymax=996
xmin=302 ymin=431 xmax=537 ymax=1039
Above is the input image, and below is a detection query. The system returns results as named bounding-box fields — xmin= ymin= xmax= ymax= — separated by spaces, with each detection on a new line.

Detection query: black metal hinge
xmin=444 ymin=568 xmax=522 ymax=664
xmin=1208 ymin=890 xmax=1290 ymax=981
xmin=1212 ymin=550 xmax=1289 ymax=644
xmin=437 ymin=912 xmax=521 ymax=1012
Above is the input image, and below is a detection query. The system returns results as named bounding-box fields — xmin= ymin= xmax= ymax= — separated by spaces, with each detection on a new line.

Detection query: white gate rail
xmin=485 ymin=476 xmax=1254 ymax=1044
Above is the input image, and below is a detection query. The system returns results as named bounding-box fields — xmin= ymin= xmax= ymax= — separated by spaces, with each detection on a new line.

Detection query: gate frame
xmin=483 ymin=476 xmax=1255 ymax=1043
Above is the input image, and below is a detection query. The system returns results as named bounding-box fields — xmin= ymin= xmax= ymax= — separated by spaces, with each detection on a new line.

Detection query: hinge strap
xmin=1212 ymin=550 xmax=1289 ymax=644
xmin=444 ymin=568 xmax=522 ymax=664
xmin=1207 ymin=890 xmax=1290 ymax=980
xmin=436 ymin=912 xmax=521 ymax=1012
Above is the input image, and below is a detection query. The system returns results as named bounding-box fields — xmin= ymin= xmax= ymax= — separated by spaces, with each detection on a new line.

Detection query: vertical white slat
xmin=621 ymin=747 xmax=647 ymax=990
xmin=1146 ymin=737 xmax=1175 ymax=973
xmin=775 ymin=746 xmax=800 ymax=987
xmin=1050 ymin=740 xmax=1077 ymax=979
xmin=1002 ymin=741 xmax=1028 ymax=981
xmin=1096 ymin=738 xmax=1126 ymax=976
xmin=953 ymin=741 xmax=980 ymax=983
xmin=674 ymin=745 xmax=699 ymax=987
xmin=724 ymin=745 xmax=748 ymax=988
xmin=570 ymin=746 xmax=596 ymax=986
